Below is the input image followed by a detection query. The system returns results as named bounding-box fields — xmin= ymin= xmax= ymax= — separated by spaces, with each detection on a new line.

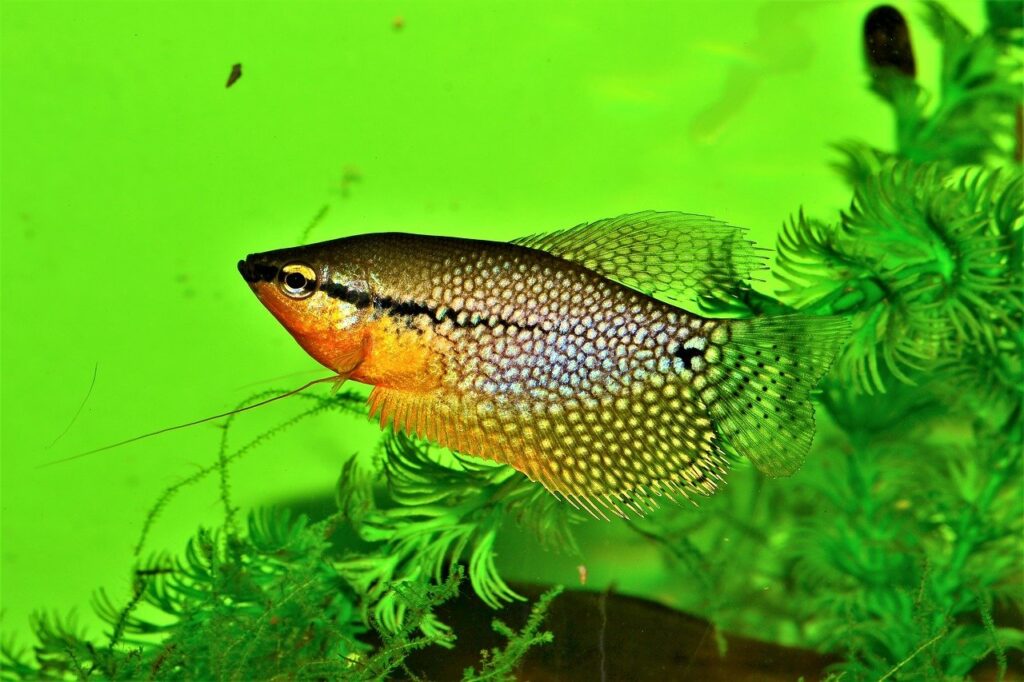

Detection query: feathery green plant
xmin=461 ymin=585 xmax=564 ymax=682
xmin=1 ymin=506 xmax=371 ymax=680
xmin=669 ymin=3 xmax=1023 ymax=679
xmin=1 ymin=393 xmax=562 ymax=680
xmin=334 ymin=432 xmax=579 ymax=639
xmin=834 ymin=1 xmax=1021 ymax=180
xmin=775 ymin=162 xmax=1022 ymax=397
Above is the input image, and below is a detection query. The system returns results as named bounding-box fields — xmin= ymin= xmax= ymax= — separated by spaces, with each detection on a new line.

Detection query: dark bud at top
xmin=864 ymin=6 xmax=916 ymax=78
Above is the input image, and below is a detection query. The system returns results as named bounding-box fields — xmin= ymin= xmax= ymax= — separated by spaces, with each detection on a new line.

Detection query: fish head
xmin=238 ymin=240 xmax=372 ymax=374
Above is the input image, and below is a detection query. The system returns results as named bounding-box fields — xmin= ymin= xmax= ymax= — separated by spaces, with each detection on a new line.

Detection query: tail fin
xmin=699 ymin=316 xmax=849 ymax=477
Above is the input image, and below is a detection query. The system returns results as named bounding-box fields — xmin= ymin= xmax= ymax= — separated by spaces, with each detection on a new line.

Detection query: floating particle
xmin=339 ymin=165 xmax=363 ymax=198
xmin=226 ymin=62 xmax=243 ymax=88
xmin=392 ymin=16 xmax=405 ymax=31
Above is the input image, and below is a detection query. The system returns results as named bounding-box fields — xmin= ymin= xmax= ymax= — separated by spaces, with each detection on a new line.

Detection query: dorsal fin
xmin=511 ymin=211 xmax=767 ymax=307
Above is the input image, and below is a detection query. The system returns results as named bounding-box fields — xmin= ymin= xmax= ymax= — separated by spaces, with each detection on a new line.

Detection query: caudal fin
xmin=698 ymin=316 xmax=849 ymax=477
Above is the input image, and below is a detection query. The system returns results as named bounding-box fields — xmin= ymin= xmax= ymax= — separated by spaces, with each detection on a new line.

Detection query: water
xmin=2 ymin=1 xmax=1013 ymax=680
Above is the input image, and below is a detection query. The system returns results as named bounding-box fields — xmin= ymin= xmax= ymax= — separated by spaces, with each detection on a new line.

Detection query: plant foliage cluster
xmin=2 ymin=2 xmax=1021 ymax=680
xmin=1 ymin=394 xmax=563 ymax=681
xmin=680 ymin=3 xmax=1023 ymax=678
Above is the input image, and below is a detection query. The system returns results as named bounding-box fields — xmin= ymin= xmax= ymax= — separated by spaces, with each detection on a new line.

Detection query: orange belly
xmin=350 ymin=316 xmax=445 ymax=392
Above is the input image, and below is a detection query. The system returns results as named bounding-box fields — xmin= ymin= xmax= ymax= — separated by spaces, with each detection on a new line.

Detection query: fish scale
xmin=239 ymin=211 xmax=849 ymax=519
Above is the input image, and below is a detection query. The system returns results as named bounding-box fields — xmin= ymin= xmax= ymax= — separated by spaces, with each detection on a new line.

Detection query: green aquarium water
xmin=1 ymin=1 xmax=1020 ymax=679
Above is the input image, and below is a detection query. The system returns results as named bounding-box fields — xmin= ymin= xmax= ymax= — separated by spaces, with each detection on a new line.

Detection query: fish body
xmin=239 ymin=212 xmax=847 ymax=518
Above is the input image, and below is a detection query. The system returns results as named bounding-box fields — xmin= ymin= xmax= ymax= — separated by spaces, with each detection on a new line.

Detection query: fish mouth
xmin=238 ymin=256 xmax=279 ymax=284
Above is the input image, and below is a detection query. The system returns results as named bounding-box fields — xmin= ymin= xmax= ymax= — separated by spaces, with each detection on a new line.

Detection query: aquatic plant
xmin=334 ymin=432 xmax=578 ymax=636
xmin=0 ymin=396 xmax=562 ymax=680
xmin=460 ymin=585 xmax=564 ymax=682
xmin=835 ymin=1 xmax=1021 ymax=179
xmin=1 ymin=504 xmax=371 ymax=680
xmin=660 ymin=3 xmax=1024 ymax=679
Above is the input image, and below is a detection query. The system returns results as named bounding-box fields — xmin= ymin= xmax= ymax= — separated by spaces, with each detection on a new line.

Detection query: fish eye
xmin=279 ymin=263 xmax=317 ymax=299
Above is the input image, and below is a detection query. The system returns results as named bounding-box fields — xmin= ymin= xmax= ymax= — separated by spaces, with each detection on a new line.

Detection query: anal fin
xmin=367 ymin=387 xmax=563 ymax=498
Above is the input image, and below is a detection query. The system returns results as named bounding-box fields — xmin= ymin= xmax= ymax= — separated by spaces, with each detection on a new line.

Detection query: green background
xmin=1 ymin=0 xmax=984 ymax=643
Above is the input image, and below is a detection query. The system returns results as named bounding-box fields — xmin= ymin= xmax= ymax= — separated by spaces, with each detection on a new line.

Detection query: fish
xmin=238 ymin=211 xmax=848 ymax=519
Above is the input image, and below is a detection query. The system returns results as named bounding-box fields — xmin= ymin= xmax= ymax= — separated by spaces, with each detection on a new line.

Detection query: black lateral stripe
xmin=320 ymin=282 xmax=535 ymax=330
xmin=380 ymin=298 xmax=433 ymax=318
xmin=321 ymin=281 xmax=372 ymax=308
